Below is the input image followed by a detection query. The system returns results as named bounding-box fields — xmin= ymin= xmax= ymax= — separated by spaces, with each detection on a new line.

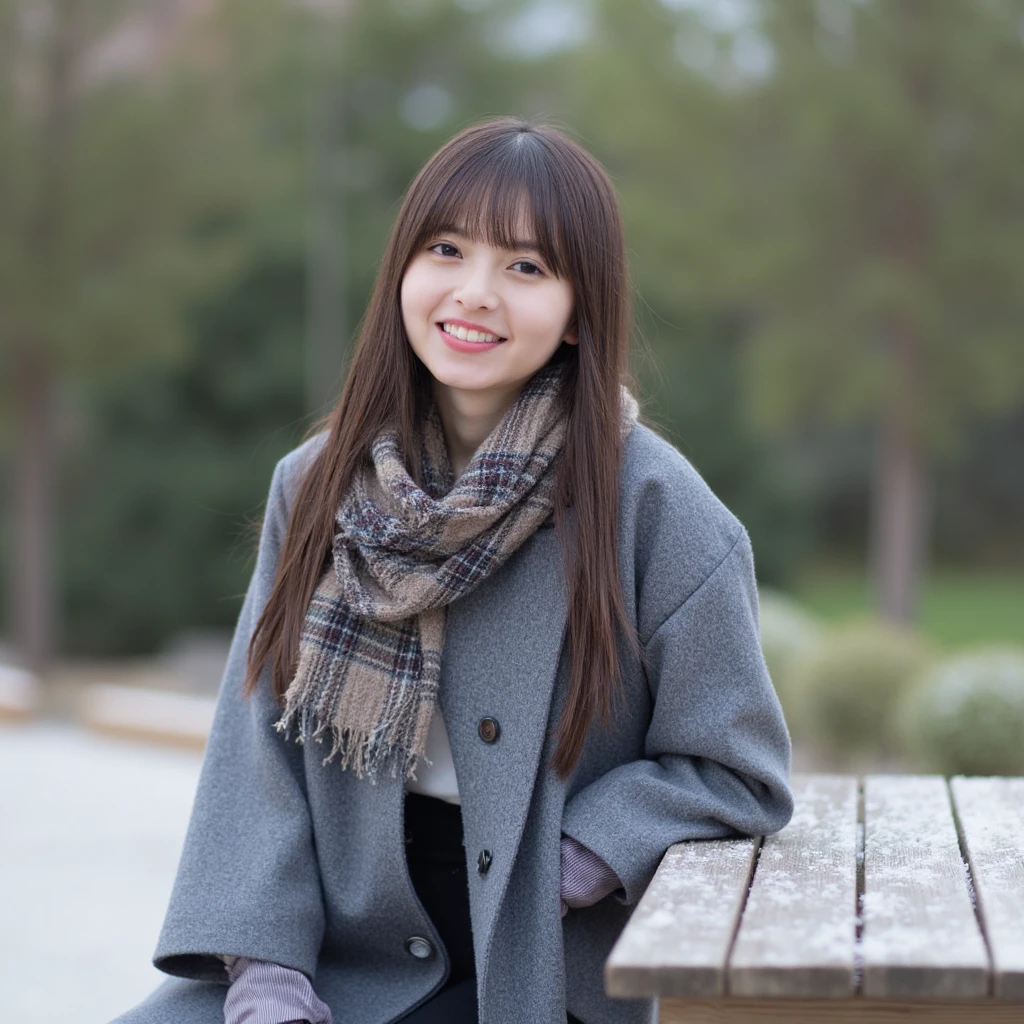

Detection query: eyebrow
xmin=436 ymin=225 xmax=542 ymax=255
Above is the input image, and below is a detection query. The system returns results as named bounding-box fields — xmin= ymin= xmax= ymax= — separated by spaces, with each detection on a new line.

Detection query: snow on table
xmin=730 ymin=774 xmax=858 ymax=997
xmin=605 ymin=836 xmax=759 ymax=998
xmin=861 ymin=774 xmax=988 ymax=998
xmin=605 ymin=771 xmax=1024 ymax=1021
xmin=952 ymin=776 xmax=1024 ymax=999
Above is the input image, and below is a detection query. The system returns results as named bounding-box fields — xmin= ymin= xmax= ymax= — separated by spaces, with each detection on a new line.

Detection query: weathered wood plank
xmin=950 ymin=776 xmax=1024 ymax=1001
xmin=861 ymin=775 xmax=989 ymax=998
xmin=659 ymin=997 xmax=1024 ymax=1024
xmin=728 ymin=774 xmax=858 ymax=998
xmin=605 ymin=837 xmax=758 ymax=998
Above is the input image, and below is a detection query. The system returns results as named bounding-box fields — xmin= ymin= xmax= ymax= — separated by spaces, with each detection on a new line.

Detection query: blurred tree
xmin=557 ymin=0 xmax=812 ymax=586
xmin=53 ymin=0 xmax=591 ymax=655
xmin=20 ymin=0 xmax=971 ymax=656
xmin=740 ymin=0 xmax=1024 ymax=622
xmin=62 ymin=249 xmax=308 ymax=655
xmin=0 ymin=0 xmax=276 ymax=673
xmin=932 ymin=409 xmax=1024 ymax=566
xmin=54 ymin=0 xmax=315 ymax=656
xmin=632 ymin=303 xmax=813 ymax=587
xmin=571 ymin=0 xmax=1024 ymax=622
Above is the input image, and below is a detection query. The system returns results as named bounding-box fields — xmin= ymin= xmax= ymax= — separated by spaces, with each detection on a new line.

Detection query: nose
xmin=451 ymin=259 xmax=499 ymax=311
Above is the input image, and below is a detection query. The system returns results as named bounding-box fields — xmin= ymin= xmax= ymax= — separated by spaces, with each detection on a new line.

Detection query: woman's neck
xmin=432 ymin=380 xmax=521 ymax=480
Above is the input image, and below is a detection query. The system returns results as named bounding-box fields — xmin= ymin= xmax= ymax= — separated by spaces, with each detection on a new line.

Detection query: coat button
xmin=478 ymin=717 xmax=500 ymax=743
xmin=405 ymin=936 xmax=435 ymax=960
xmin=477 ymin=849 xmax=492 ymax=875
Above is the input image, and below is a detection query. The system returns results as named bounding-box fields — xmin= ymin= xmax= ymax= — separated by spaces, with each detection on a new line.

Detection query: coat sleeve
xmin=560 ymin=528 xmax=794 ymax=907
xmin=152 ymin=455 xmax=327 ymax=982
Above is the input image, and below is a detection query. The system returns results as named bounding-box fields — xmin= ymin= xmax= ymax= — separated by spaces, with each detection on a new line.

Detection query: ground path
xmin=0 ymin=720 xmax=202 ymax=1023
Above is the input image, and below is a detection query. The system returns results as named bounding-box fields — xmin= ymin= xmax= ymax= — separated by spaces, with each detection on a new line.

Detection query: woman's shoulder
xmin=273 ymin=430 xmax=331 ymax=509
xmin=270 ymin=422 xmax=745 ymax=566
xmin=623 ymin=422 xmax=743 ymax=532
xmin=620 ymin=421 xmax=748 ymax=600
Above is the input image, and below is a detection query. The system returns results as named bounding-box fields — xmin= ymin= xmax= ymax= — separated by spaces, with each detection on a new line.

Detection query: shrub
xmin=757 ymin=588 xmax=824 ymax=735
xmin=896 ymin=647 xmax=1024 ymax=776
xmin=789 ymin=618 xmax=935 ymax=763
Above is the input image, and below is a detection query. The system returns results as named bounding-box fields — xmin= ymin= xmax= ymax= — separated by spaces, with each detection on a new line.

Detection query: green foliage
xmin=797 ymin=566 xmax=1024 ymax=650
xmin=636 ymin=309 xmax=815 ymax=588
xmin=0 ymin=0 xmax=271 ymax=383
xmin=932 ymin=411 xmax=1024 ymax=565
xmin=48 ymin=0 xmax=587 ymax=655
xmin=757 ymin=587 xmax=824 ymax=730
xmin=566 ymin=0 xmax=1024 ymax=623
xmin=5 ymin=0 xmax=1023 ymax=656
xmin=59 ymin=252 xmax=308 ymax=655
xmin=896 ymin=647 xmax=1024 ymax=775
xmin=732 ymin=0 xmax=1024 ymax=451
xmin=561 ymin=1 xmax=820 ymax=585
xmin=790 ymin=618 xmax=935 ymax=761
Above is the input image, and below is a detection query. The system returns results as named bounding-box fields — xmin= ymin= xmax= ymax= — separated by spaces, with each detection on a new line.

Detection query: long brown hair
xmin=244 ymin=117 xmax=643 ymax=779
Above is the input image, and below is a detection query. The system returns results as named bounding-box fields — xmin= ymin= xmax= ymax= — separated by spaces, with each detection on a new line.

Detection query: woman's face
xmin=400 ymin=226 xmax=576 ymax=402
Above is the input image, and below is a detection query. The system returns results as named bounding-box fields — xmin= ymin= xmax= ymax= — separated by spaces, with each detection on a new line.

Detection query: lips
xmin=436 ymin=323 xmax=505 ymax=353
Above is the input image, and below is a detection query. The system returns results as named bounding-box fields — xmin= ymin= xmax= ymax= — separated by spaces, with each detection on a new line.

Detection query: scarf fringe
xmin=274 ymin=704 xmax=425 ymax=782
xmin=274 ymin=637 xmax=431 ymax=782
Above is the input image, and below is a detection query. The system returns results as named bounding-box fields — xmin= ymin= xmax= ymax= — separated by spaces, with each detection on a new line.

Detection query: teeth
xmin=443 ymin=322 xmax=501 ymax=343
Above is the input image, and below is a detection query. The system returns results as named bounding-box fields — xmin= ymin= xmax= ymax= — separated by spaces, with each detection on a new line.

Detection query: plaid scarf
xmin=274 ymin=362 xmax=639 ymax=781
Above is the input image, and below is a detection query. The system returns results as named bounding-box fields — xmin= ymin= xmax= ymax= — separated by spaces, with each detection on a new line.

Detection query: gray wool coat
xmin=112 ymin=422 xmax=794 ymax=1024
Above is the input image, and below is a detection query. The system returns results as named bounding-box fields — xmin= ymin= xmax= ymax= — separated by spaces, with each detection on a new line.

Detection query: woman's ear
xmin=562 ymin=320 xmax=579 ymax=346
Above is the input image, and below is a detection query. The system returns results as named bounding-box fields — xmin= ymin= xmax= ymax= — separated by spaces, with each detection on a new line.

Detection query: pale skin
xmin=400 ymin=225 xmax=577 ymax=479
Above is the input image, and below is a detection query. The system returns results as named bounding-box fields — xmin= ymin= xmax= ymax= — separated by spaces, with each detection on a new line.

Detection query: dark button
xmin=478 ymin=717 xmax=500 ymax=743
xmin=477 ymin=849 xmax=492 ymax=875
xmin=405 ymin=935 xmax=435 ymax=960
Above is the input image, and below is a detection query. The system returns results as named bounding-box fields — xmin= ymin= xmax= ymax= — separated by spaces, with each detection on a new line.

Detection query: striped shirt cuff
xmin=559 ymin=834 xmax=624 ymax=916
xmin=220 ymin=956 xmax=333 ymax=1024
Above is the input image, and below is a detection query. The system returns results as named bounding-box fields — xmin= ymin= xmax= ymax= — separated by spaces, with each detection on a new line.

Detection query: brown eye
xmin=511 ymin=260 xmax=543 ymax=275
xmin=429 ymin=242 xmax=460 ymax=258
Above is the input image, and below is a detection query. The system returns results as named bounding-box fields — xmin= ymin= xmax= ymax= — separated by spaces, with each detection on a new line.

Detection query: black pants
xmin=400 ymin=792 xmax=583 ymax=1024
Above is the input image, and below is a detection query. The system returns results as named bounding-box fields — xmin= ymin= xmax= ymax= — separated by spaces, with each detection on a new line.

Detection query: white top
xmin=405 ymin=704 xmax=461 ymax=805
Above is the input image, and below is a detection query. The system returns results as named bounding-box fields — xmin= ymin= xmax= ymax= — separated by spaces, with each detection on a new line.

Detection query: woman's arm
xmin=153 ymin=451 xmax=329 ymax=981
xmin=561 ymin=529 xmax=794 ymax=906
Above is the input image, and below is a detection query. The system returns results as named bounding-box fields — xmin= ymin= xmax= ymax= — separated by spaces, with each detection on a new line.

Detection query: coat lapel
xmin=439 ymin=524 xmax=569 ymax=965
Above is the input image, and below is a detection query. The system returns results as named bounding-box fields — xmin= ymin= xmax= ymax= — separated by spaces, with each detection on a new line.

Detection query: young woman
xmin=113 ymin=118 xmax=794 ymax=1024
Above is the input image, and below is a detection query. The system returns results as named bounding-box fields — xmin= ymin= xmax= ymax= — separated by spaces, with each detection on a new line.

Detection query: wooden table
xmin=605 ymin=774 xmax=1024 ymax=1022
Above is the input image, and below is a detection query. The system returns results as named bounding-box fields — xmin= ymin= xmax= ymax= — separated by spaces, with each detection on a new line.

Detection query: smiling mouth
xmin=438 ymin=322 xmax=506 ymax=344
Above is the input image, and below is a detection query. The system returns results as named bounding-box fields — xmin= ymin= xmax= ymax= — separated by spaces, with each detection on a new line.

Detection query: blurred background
xmin=1 ymin=0 xmax=1023 ymax=1017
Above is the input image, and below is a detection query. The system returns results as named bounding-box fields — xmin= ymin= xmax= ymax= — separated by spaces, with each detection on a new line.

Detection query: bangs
xmin=412 ymin=142 xmax=569 ymax=279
